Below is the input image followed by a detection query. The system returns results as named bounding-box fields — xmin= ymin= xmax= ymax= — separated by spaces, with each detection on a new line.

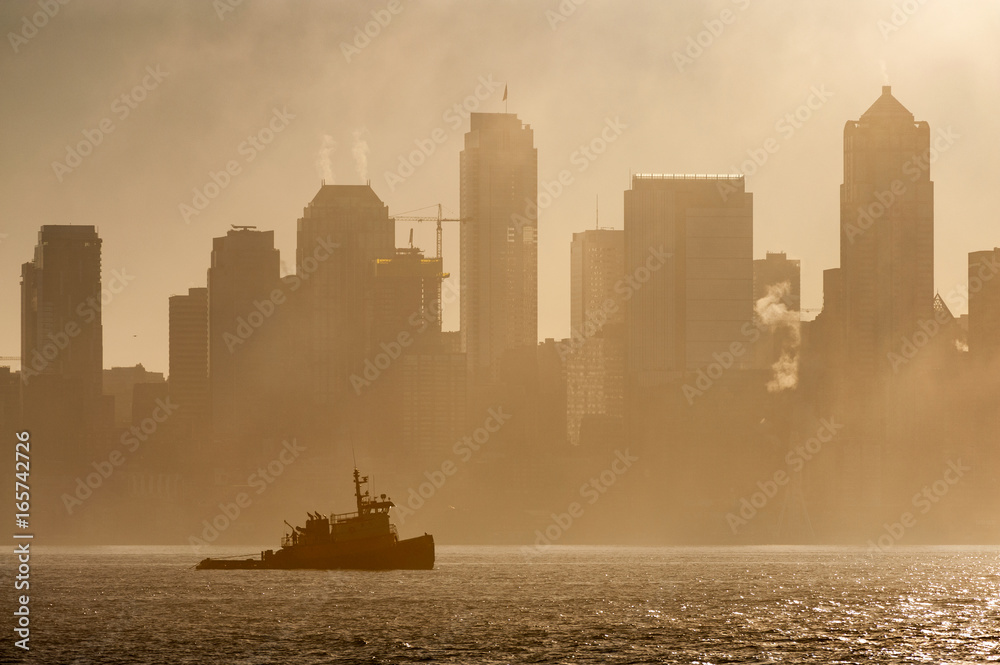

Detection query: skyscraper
xmin=567 ymin=229 xmax=625 ymax=445
xmin=296 ymin=184 xmax=394 ymax=418
xmin=460 ymin=112 xmax=538 ymax=384
xmin=840 ymin=86 xmax=934 ymax=382
xmin=20 ymin=225 xmax=106 ymax=519
xmin=831 ymin=87 xmax=935 ymax=507
xmin=169 ymin=287 xmax=209 ymax=435
xmin=0 ymin=367 xmax=20 ymax=437
xmin=368 ymin=247 xmax=449 ymax=457
xmin=969 ymin=248 xmax=1000 ymax=361
xmin=372 ymin=248 xmax=443 ymax=349
xmin=570 ymin=229 xmax=626 ymax=335
xmin=207 ymin=227 xmax=281 ymax=444
xmin=20 ymin=225 xmax=103 ymax=398
xmin=624 ymin=174 xmax=753 ymax=387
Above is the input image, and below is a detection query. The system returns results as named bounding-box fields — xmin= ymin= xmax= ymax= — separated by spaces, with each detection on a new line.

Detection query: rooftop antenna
xmin=408 ymin=227 xmax=414 ymax=249
xmin=503 ymin=83 xmax=508 ymax=113
xmin=595 ymin=195 xmax=599 ymax=230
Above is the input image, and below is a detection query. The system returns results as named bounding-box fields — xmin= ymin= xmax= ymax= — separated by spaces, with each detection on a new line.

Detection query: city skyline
xmin=7 ymin=5 xmax=1000 ymax=662
xmin=8 ymin=97 xmax=999 ymax=543
xmin=2 ymin=1 xmax=998 ymax=374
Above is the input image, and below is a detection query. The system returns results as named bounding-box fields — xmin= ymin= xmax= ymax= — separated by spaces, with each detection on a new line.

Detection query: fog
xmin=2 ymin=0 xmax=1000 ymax=549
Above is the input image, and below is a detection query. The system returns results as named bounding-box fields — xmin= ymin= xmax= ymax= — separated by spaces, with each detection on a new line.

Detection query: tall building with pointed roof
xmin=840 ymin=86 xmax=934 ymax=382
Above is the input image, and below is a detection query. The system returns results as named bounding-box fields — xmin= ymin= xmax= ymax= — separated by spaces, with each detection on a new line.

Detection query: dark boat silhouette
xmin=196 ymin=468 xmax=434 ymax=570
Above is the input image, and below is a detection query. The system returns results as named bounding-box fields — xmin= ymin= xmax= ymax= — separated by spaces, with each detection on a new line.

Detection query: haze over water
xmin=5 ymin=2 xmax=1000 ymax=662
xmin=4 ymin=546 xmax=998 ymax=664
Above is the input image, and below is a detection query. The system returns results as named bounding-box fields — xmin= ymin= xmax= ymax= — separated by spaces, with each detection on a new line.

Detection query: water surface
xmin=4 ymin=545 xmax=1000 ymax=663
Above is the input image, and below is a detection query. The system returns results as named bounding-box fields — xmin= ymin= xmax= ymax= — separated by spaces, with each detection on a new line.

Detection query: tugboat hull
xmin=196 ymin=534 xmax=434 ymax=571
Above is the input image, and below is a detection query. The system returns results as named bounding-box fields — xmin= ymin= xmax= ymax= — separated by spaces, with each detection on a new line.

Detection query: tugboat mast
xmin=354 ymin=468 xmax=368 ymax=515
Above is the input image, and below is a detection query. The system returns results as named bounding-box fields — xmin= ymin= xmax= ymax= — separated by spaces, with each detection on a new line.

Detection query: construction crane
xmin=392 ymin=204 xmax=467 ymax=319
xmin=392 ymin=204 xmax=464 ymax=262
xmin=0 ymin=356 xmax=21 ymax=364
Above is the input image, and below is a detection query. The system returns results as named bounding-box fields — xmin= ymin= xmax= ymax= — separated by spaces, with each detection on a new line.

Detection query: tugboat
xmin=196 ymin=468 xmax=434 ymax=570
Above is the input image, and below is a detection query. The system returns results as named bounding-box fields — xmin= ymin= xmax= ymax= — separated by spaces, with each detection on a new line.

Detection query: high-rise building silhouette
xmin=368 ymin=247 xmax=461 ymax=459
xmin=571 ymin=229 xmax=626 ymax=334
xmin=567 ymin=229 xmax=625 ymax=445
xmin=207 ymin=227 xmax=281 ymax=444
xmin=0 ymin=367 xmax=20 ymax=436
xmin=460 ymin=112 xmax=538 ymax=384
xmin=21 ymin=225 xmax=104 ymax=399
xmin=840 ymin=86 xmax=934 ymax=382
xmin=296 ymin=185 xmax=393 ymax=427
xmin=805 ymin=267 xmax=846 ymax=381
xmin=169 ymin=287 xmax=209 ymax=436
xmin=969 ymin=247 xmax=1000 ymax=361
xmin=20 ymin=225 xmax=107 ymax=528
xmin=537 ymin=337 xmax=569 ymax=447
xmin=824 ymin=87 xmax=937 ymax=507
xmin=372 ymin=248 xmax=443 ymax=349
xmin=20 ymin=225 xmax=106 ymax=463
xmin=624 ymin=174 xmax=753 ymax=386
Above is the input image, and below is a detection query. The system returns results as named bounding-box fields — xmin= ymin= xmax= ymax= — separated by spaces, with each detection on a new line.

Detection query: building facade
xmin=169 ymin=286 xmax=209 ymax=436
xmin=207 ymin=227 xmax=281 ymax=444
xmin=567 ymin=229 xmax=626 ymax=445
xmin=840 ymin=86 xmax=934 ymax=383
xmin=460 ymin=112 xmax=538 ymax=385
xmin=20 ymin=225 xmax=106 ymax=469
xmin=624 ymin=174 xmax=754 ymax=387
xmin=969 ymin=248 xmax=1000 ymax=361
xmin=296 ymin=185 xmax=394 ymax=422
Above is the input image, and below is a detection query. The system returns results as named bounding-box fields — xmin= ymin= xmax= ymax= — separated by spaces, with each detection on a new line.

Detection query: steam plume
xmin=352 ymin=129 xmax=370 ymax=183
xmin=316 ymin=134 xmax=336 ymax=183
xmin=754 ymin=281 xmax=801 ymax=392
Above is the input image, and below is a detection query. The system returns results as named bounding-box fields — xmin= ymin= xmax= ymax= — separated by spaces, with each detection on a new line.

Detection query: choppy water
xmin=3 ymin=545 xmax=1000 ymax=663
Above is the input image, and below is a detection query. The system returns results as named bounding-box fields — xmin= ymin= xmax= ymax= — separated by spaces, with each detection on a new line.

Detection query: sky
xmin=2 ymin=0 xmax=998 ymax=375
